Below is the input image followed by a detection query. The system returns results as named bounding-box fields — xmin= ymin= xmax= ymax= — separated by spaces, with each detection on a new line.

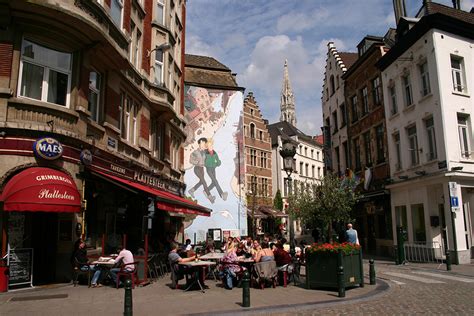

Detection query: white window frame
xmin=18 ymin=38 xmax=72 ymax=107
xmin=419 ymin=61 xmax=431 ymax=97
xmin=372 ymin=77 xmax=381 ymax=105
xmin=134 ymin=29 xmax=142 ymax=69
xmin=425 ymin=117 xmax=437 ymax=161
xmin=154 ymin=48 xmax=164 ymax=85
xmin=362 ymin=87 xmax=369 ymax=115
xmin=407 ymin=125 xmax=419 ymax=166
xmin=111 ymin=0 xmax=124 ymax=30
xmin=393 ymin=132 xmax=402 ymax=170
xmin=451 ymin=55 xmax=466 ymax=93
xmin=156 ymin=0 xmax=165 ymax=25
xmin=88 ymin=70 xmax=101 ymax=122
xmin=389 ymin=85 xmax=398 ymax=115
xmin=150 ymin=119 xmax=164 ymax=160
xmin=458 ymin=114 xmax=471 ymax=159
xmin=403 ymin=73 xmax=413 ymax=107
xmin=120 ymin=94 xmax=138 ymax=145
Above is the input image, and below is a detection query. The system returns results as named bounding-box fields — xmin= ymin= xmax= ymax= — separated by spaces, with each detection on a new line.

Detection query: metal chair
xmin=116 ymin=261 xmax=139 ymax=289
xmin=73 ymin=258 xmax=91 ymax=287
xmin=251 ymin=261 xmax=278 ymax=289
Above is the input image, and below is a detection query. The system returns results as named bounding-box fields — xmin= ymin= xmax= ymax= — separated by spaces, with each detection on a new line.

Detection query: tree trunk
xmin=327 ymin=222 xmax=332 ymax=242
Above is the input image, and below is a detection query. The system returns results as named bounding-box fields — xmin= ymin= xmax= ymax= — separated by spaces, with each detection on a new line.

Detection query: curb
xmin=185 ymin=279 xmax=390 ymax=316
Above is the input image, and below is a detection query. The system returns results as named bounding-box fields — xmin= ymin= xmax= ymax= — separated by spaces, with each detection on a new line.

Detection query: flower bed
xmin=305 ymin=242 xmax=364 ymax=290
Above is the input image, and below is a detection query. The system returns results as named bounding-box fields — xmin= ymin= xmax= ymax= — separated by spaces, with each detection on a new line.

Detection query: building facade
xmin=321 ymin=43 xmax=357 ymax=175
xmin=0 ymin=0 xmax=210 ymax=287
xmin=343 ymin=36 xmax=393 ymax=256
xmin=377 ymin=2 xmax=474 ymax=263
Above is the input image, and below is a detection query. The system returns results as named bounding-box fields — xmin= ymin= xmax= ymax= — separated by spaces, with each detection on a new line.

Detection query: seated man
xmin=109 ymin=246 xmax=135 ymax=287
xmin=73 ymin=240 xmax=101 ymax=287
xmin=168 ymin=243 xmax=197 ymax=288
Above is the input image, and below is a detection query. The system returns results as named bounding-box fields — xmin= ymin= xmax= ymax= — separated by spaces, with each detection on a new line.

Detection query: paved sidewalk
xmin=0 ymin=264 xmax=385 ymax=316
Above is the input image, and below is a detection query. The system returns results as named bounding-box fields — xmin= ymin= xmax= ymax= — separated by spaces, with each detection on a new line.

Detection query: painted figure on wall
xmin=188 ymin=137 xmax=215 ymax=203
xmin=205 ymin=139 xmax=227 ymax=201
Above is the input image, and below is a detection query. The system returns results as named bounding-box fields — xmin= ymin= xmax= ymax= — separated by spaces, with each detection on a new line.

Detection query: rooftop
xmin=185 ymin=54 xmax=242 ymax=89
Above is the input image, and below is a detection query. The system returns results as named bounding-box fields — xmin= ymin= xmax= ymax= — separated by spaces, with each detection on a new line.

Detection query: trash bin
xmin=0 ymin=266 xmax=8 ymax=292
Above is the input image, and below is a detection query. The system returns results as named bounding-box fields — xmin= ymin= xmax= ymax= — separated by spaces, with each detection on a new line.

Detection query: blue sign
xmin=33 ymin=137 xmax=63 ymax=160
xmin=451 ymin=197 xmax=459 ymax=208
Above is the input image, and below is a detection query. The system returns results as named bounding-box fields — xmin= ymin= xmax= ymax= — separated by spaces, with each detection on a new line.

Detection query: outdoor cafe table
xmin=199 ymin=252 xmax=225 ymax=260
xmin=91 ymin=258 xmax=116 ymax=283
xmin=178 ymin=260 xmax=216 ymax=292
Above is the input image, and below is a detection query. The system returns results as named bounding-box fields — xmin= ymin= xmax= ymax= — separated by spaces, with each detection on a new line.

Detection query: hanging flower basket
xmin=305 ymin=242 xmax=364 ymax=290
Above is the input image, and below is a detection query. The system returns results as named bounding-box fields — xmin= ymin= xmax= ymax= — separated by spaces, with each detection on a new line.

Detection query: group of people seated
xmin=72 ymin=239 xmax=135 ymax=288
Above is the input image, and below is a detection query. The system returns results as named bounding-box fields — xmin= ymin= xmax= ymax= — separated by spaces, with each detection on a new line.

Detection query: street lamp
xmin=279 ymin=139 xmax=297 ymax=256
xmin=146 ymin=43 xmax=172 ymax=57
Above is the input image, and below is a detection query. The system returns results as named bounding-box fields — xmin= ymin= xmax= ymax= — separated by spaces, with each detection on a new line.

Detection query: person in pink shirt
xmin=109 ymin=246 xmax=135 ymax=286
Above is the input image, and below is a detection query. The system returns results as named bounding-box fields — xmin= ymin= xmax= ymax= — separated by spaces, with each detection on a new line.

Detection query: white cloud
xmin=276 ymin=8 xmax=330 ymax=33
xmin=186 ymin=34 xmax=215 ymax=57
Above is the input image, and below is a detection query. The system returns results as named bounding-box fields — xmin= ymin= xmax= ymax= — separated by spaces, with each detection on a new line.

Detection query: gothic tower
xmin=280 ymin=59 xmax=296 ymax=126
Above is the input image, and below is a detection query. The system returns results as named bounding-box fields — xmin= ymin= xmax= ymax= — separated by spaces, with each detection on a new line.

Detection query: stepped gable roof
xmin=184 ymin=54 xmax=242 ymax=90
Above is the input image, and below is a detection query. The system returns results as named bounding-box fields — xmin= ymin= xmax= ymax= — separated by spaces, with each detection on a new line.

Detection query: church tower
xmin=280 ymin=59 xmax=296 ymax=126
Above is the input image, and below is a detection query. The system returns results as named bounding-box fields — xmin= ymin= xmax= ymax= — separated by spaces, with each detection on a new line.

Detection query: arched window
xmin=250 ymin=123 xmax=255 ymax=138
xmin=330 ymin=75 xmax=335 ymax=95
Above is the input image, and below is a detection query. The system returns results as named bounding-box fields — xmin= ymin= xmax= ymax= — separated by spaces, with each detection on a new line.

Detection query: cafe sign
xmin=33 ymin=137 xmax=63 ymax=160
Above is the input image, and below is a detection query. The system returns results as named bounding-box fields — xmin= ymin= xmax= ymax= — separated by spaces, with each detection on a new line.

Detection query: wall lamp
xmin=451 ymin=166 xmax=463 ymax=171
xmin=415 ymin=170 xmax=426 ymax=176
xmin=147 ymin=43 xmax=172 ymax=57
xmin=398 ymin=175 xmax=409 ymax=180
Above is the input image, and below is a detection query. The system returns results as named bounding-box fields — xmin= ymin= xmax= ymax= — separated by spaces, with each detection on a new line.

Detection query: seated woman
xmin=219 ymin=243 xmax=245 ymax=289
xmin=73 ymin=240 xmax=101 ymax=287
xmin=273 ymin=242 xmax=292 ymax=271
xmin=254 ymin=241 xmax=275 ymax=263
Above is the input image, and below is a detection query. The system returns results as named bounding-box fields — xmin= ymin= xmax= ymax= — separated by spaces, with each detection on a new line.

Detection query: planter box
xmin=306 ymin=250 xmax=364 ymax=289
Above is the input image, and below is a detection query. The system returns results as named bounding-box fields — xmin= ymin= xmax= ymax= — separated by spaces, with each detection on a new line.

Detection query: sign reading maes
xmin=9 ymin=248 xmax=33 ymax=288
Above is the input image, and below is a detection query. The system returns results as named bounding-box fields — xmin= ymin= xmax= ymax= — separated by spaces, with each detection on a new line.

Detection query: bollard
xmin=124 ymin=278 xmax=133 ymax=316
xmin=337 ymin=250 xmax=345 ymax=298
xmin=369 ymin=259 xmax=376 ymax=285
xmin=242 ymin=270 xmax=250 ymax=308
xmin=446 ymin=251 xmax=452 ymax=271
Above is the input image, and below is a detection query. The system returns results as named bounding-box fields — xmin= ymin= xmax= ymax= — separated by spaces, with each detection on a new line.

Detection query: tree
xmin=289 ymin=173 xmax=359 ymax=242
xmin=273 ymin=189 xmax=283 ymax=211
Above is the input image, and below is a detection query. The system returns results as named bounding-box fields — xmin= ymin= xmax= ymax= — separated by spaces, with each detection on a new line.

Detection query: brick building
xmin=0 ymin=0 xmax=210 ymax=287
xmin=343 ymin=35 xmax=393 ymax=256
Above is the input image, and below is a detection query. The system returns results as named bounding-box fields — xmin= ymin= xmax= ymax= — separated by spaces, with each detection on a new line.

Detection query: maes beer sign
xmin=33 ymin=137 xmax=63 ymax=160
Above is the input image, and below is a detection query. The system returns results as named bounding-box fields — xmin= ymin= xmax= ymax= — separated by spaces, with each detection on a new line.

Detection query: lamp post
xmin=279 ymin=139 xmax=297 ymax=256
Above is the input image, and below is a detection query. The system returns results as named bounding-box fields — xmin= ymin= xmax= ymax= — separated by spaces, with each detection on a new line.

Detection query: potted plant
xmin=305 ymin=242 xmax=364 ymax=289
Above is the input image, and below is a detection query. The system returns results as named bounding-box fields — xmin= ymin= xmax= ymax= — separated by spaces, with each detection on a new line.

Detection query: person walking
xmin=205 ymin=139 xmax=228 ymax=201
xmin=188 ymin=137 xmax=215 ymax=203
xmin=345 ymin=223 xmax=359 ymax=245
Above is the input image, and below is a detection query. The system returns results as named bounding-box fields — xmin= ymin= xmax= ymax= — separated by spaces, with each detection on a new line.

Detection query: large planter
xmin=306 ymin=249 xmax=364 ymax=289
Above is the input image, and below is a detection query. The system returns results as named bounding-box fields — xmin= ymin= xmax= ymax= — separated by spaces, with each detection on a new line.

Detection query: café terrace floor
xmin=0 ymin=264 xmax=387 ymax=316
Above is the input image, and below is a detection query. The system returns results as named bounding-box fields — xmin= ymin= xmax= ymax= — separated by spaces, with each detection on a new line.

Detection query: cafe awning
xmin=93 ymin=170 xmax=211 ymax=217
xmin=0 ymin=167 xmax=82 ymax=213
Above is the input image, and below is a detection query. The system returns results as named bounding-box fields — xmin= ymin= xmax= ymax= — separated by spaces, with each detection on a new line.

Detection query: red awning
xmin=1 ymin=167 xmax=82 ymax=213
xmin=93 ymin=170 xmax=211 ymax=217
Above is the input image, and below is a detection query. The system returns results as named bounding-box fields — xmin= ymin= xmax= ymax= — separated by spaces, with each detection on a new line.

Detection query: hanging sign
xmin=33 ymin=137 xmax=63 ymax=160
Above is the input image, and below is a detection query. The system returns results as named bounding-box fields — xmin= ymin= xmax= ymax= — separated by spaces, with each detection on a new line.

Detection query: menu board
xmin=9 ymin=248 xmax=33 ymax=288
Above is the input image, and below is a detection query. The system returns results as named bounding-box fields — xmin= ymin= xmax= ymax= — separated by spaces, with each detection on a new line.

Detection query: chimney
xmin=393 ymin=0 xmax=407 ymax=24
xmin=452 ymin=0 xmax=461 ymax=9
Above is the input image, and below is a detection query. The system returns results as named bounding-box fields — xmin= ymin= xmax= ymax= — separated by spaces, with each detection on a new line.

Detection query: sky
xmin=185 ymin=0 xmax=474 ymax=136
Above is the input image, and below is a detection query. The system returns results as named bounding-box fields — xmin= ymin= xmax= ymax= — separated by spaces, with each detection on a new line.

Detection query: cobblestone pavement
xmin=273 ymin=261 xmax=474 ymax=316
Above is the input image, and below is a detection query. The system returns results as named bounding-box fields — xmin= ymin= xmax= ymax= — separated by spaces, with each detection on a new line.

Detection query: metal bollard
xmin=124 ymin=278 xmax=133 ymax=316
xmin=242 ymin=270 xmax=250 ymax=308
xmin=446 ymin=251 xmax=452 ymax=271
xmin=369 ymin=259 xmax=376 ymax=285
xmin=337 ymin=251 xmax=345 ymax=298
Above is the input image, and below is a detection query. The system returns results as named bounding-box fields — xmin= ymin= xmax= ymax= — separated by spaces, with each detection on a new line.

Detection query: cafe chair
xmin=73 ymin=258 xmax=91 ymax=287
xmin=252 ymin=261 xmax=278 ymax=289
xmin=279 ymin=263 xmax=296 ymax=287
xmin=116 ymin=261 xmax=139 ymax=289
xmin=147 ymin=255 xmax=159 ymax=281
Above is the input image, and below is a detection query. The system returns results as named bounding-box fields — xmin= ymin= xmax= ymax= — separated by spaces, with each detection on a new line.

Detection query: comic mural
xmin=183 ymin=85 xmax=247 ymax=242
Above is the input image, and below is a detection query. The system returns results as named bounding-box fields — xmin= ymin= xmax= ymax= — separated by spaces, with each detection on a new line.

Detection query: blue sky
xmin=186 ymin=0 xmax=473 ymax=136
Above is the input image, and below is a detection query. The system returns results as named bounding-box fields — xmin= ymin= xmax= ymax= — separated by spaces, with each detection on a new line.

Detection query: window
xmin=120 ymin=95 xmax=138 ymax=145
xmin=154 ymin=47 xmax=164 ymax=85
xmin=340 ymin=103 xmax=346 ymax=127
xmin=425 ymin=117 xmax=437 ymax=160
xmin=88 ymin=71 xmax=101 ymax=122
xmin=305 ymin=163 xmax=309 ymax=176
xmin=354 ymin=138 xmax=361 ymax=171
xmin=335 ymin=146 xmax=340 ymax=174
xmin=375 ymin=125 xmax=385 ymax=163
xmin=134 ymin=30 xmax=142 ymax=69
xmin=259 ymin=130 xmax=263 ymax=140
xmin=171 ymin=137 xmax=180 ymax=170
xmin=111 ymin=0 xmax=124 ymax=29
xmin=361 ymin=87 xmax=369 ymax=115
xmin=330 ymin=75 xmax=335 ymax=95
xmin=262 ymin=178 xmax=268 ymax=197
xmin=458 ymin=114 xmax=471 ymax=158
xmin=299 ymin=162 xmax=303 ymax=175
xmin=248 ymin=176 xmax=257 ymax=193
xmin=150 ymin=119 xmax=164 ymax=160
xmin=343 ymin=141 xmax=349 ymax=169
xmin=411 ymin=204 xmax=426 ymax=242
xmin=407 ymin=125 xmax=419 ymax=166
xmin=393 ymin=133 xmax=402 ymax=170
xmin=311 ymin=149 xmax=314 ymax=158
xmin=332 ymin=111 xmax=338 ymax=134
xmin=395 ymin=205 xmax=408 ymax=230
xmin=372 ymin=77 xmax=381 ymax=105
xmin=317 ymin=151 xmax=320 ymax=160
xmin=304 ymin=147 xmax=308 ymax=156
xmin=260 ymin=152 xmax=267 ymax=168
xmin=317 ymin=167 xmax=321 ymax=178
xmin=451 ymin=56 xmax=465 ymax=93
xmin=250 ymin=149 xmax=257 ymax=166
xmin=403 ymin=74 xmax=413 ymax=106
xmin=19 ymin=39 xmax=72 ymax=106
xmin=419 ymin=61 xmax=431 ymax=96
xmin=351 ymin=95 xmax=358 ymax=122
xmin=363 ymin=131 xmax=372 ymax=165
xmin=250 ymin=123 xmax=255 ymax=138
xmin=389 ymin=85 xmax=398 ymax=115
xmin=312 ymin=165 xmax=315 ymax=178
xmin=250 ymin=109 xmax=254 ymax=116
xmin=155 ymin=0 xmax=165 ymax=24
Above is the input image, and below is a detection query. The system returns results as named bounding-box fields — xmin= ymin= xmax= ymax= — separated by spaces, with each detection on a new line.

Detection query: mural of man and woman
xmin=188 ymin=137 xmax=228 ymax=203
